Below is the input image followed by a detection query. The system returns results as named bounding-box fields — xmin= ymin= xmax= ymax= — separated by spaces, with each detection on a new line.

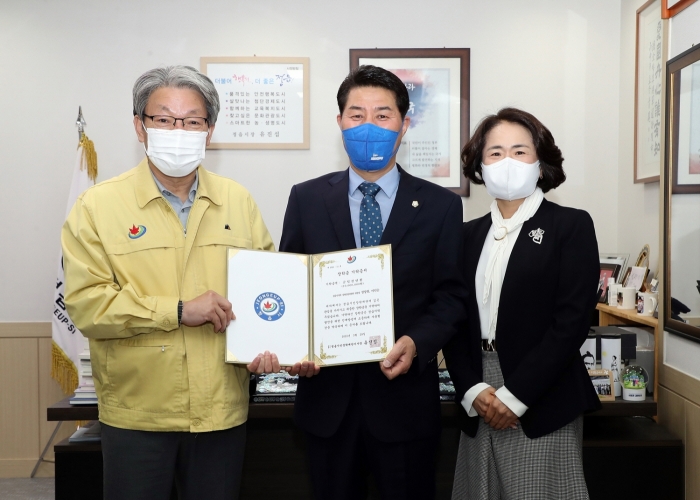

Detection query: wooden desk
xmin=49 ymin=395 xmax=670 ymax=500
xmin=47 ymin=394 xmax=658 ymax=424
xmin=597 ymin=303 xmax=657 ymax=328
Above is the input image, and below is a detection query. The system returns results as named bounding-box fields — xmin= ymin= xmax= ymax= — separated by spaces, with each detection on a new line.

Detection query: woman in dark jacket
xmin=444 ymin=108 xmax=601 ymax=499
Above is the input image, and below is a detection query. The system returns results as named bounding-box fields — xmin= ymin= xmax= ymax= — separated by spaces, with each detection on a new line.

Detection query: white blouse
xmin=460 ymin=223 xmax=529 ymax=418
xmin=475 ymin=224 xmax=522 ymax=340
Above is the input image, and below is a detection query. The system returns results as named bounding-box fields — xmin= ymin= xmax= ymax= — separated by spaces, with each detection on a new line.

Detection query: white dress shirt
xmin=347 ymin=165 xmax=400 ymax=249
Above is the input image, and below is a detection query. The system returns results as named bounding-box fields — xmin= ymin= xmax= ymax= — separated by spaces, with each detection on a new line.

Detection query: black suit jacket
xmin=443 ymin=199 xmax=602 ymax=439
xmin=279 ymin=166 xmax=467 ymax=442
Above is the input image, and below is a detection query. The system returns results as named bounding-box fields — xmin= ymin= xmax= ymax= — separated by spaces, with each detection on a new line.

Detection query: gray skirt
xmin=451 ymin=351 xmax=589 ymax=500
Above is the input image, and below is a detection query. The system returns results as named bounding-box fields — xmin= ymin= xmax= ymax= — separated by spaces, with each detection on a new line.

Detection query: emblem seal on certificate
xmin=225 ymin=245 xmax=394 ymax=366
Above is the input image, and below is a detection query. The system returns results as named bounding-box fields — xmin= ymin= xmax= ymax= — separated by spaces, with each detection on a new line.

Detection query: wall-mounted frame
xmin=662 ymin=0 xmax=697 ymax=18
xmin=634 ymin=0 xmax=667 ymax=183
xmin=667 ymin=47 xmax=700 ymax=194
xmin=663 ymin=42 xmax=700 ymax=343
xmin=350 ymin=48 xmax=470 ymax=197
xmin=201 ymin=57 xmax=309 ymax=149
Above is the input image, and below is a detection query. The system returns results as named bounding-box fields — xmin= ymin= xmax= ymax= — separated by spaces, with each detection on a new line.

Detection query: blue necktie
xmin=358 ymin=182 xmax=383 ymax=247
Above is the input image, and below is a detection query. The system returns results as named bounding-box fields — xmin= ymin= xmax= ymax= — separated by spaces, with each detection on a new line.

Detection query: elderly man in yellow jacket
xmin=61 ymin=65 xmax=278 ymax=500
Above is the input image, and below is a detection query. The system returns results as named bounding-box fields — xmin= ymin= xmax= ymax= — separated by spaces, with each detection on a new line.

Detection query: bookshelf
xmin=596 ymin=303 xmax=659 ymax=401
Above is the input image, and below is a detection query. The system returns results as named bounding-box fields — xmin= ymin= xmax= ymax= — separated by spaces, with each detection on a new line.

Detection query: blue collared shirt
xmin=151 ymin=171 xmax=199 ymax=230
xmin=348 ymin=165 xmax=400 ymax=248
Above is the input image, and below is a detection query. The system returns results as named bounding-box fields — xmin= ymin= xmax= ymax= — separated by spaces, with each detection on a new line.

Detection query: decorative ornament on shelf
xmin=621 ymin=365 xmax=649 ymax=401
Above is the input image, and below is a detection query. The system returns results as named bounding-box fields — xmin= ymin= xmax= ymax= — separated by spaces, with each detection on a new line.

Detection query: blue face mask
xmin=341 ymin=123 xmax=401 ymax=171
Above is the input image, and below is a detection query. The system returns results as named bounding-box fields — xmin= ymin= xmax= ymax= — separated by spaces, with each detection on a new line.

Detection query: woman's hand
xmin=473 ymin=387 xmax=496 ymax=417
xmin=483 ymin=395 xmax=519 ymax=430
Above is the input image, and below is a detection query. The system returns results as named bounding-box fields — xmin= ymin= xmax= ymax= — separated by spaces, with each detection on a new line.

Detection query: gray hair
xmin=132 ymin=65 xmax=220 ymax=125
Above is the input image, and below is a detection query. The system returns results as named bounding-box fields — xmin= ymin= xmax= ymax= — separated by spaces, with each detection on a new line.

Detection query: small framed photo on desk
xmin=622 ymin=266 xmax=649 ymax=291
xmin=589 ymin=369 xmax=615 ymax=401
xmin=598 ymin=263 xmax=622 ymax=303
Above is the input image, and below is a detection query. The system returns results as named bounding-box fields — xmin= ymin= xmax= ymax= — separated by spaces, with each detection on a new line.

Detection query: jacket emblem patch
xmin=128 ymin=225 xmax=147 ymax=239
xmin=528 ymin=228 xmax=544 ymax=244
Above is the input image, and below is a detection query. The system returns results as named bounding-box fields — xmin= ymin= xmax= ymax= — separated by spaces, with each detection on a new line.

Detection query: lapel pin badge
xmin=128 ymin=224 xmax=147 ymax=239
xmin=224 ymin=224 xmax=230 ymax=230
xmin=412 ymin=200 xmax=419 ymax=208
xmin=528 ymin=228 xmax=544 ymax=244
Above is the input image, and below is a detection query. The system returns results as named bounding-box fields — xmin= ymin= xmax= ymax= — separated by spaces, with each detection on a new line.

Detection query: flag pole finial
xmin=76 ymin=106 xmax=86 ymax=141
xmin=75 ymin=106 xmax=97 ymax=181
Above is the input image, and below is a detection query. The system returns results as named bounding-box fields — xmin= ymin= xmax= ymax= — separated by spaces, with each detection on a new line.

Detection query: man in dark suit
xmin=280 ymin=65 xmax=467 ymax=500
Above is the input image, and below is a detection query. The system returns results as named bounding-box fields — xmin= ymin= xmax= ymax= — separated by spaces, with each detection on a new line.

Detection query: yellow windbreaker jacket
xmin=61 ymin=159 xmax=275 ymax=432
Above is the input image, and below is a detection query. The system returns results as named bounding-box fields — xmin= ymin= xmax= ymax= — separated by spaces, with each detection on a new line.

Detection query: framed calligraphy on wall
xmin=634 ymin=0 xmax=668 ymax=183
xmin=201 ymin=57 xmax=309 ymax=149
xmin=350 ymin=48 xmax=470 ymax=197
xmin=661 ymin=0 xmax=697 ymax=18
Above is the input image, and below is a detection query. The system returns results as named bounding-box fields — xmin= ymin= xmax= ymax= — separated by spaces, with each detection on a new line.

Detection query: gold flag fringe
xmin=52 ymin=341 xmax=79 ymax=395
xmin=78 ymin=134 xmax=98 ymax=181
xmin=50 ymin=135 xmax=97 ymax=420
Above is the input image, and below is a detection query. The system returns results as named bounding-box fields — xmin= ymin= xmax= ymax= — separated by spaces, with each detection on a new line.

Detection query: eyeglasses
xmin=143 ymin=114 xmax=209 ymax=131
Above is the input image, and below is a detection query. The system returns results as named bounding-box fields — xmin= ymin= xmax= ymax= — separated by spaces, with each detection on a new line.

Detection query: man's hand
xmin=379 ymin=336 xmax=416 ymax=380
xmin=181 ymin=290 xmax=234 ymax=333
xmin=247 ymin=351 xmax=281 ymax=374
xmin=472 ymin=387 xmax=496 ymax=418
xmin=483 ymin=395 xmax=519 ymax=430
xmin=286 ymin=361 xmax=320 ymax=378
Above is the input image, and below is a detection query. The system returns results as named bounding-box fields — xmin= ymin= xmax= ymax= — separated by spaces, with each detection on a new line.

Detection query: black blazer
xmin=279 ymin=166 xmax=467 ymax=442
xmin=443 ymin=199 xmax=602 ymax=439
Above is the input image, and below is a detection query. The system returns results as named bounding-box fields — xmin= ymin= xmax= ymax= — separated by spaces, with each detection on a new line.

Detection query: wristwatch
xmin=177 ymin=300 xmax=183 ymax=327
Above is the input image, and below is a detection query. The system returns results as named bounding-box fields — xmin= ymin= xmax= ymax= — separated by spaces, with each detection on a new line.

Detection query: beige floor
xmin=0 ymin=478 xmax=54 ymax=500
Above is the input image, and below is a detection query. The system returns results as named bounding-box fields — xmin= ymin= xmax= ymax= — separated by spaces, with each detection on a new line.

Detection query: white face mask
xmin=481 ymin=157 xmax=540 ymax=201
xmin=144 ymin=127 xmax=208 ymax=178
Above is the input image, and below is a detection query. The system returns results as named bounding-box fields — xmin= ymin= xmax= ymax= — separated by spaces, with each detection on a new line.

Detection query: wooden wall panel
xmin=0 ymin=324 xmax=74 ymax=477
xmin=0 ymin=322 xmax=51 ymax=339
xmin=686 ymin=401 xmax=700 ymax=500
xmin=658 ymin=385 xmax=686 ymax=444
xmin=661 ymin=363 xmax=700 ymax=405
xmin=0 ymin=338 xmax=39 ymax=459
xmin=38 ymin=338 xmax=77 ymax=463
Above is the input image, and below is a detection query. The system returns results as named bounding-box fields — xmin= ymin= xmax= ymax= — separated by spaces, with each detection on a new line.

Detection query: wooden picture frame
xmin=624 ymin=266 xmax=650 ymax=291
xmin=661 ymin=0 xmax=697 ymax=18
xmin=663 ymin=43 xmax=700 ymax=343
xmin=620 ymin=267 xmax=632 ymax=288
xmin=588 ymin=369 xmax=615 ymax=401
xmin=667 ymin=45 xmax=700 ymax=194
xmin=634 ymin=244 xmax=651 ymax=267
xmin=634 ymin=0 xmax=667 ymax=183
xmin=200 ymin=57 xmax=310 ymax=149
xmin=350 ymin=48 xmax=470 ymax=197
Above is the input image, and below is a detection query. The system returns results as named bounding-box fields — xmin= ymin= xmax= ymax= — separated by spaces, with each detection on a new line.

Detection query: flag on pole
xmin=51 ymin=134 xmax=97 ymax=394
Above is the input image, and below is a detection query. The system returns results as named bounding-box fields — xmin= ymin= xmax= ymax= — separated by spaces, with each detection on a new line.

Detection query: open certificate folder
xmin=225 ymin=245 xmax=394 ymax=366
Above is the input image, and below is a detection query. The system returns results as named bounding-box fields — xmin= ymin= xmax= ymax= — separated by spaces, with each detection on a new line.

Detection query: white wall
xmin=0 ymin=0 xmax=623 ymax=321
xmin=617 ymin=0 xmax=662 ymax=276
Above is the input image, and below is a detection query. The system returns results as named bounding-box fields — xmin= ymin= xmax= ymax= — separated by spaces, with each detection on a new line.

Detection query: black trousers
xmin=101 ymin=422 xmax=246 ymax=500
xmin=305 ymin=395 xmax=439 ymax=500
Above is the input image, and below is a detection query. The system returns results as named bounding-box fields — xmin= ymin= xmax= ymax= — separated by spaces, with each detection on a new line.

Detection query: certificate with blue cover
xmin=225 ymin=245 xmax=394 ymax=366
